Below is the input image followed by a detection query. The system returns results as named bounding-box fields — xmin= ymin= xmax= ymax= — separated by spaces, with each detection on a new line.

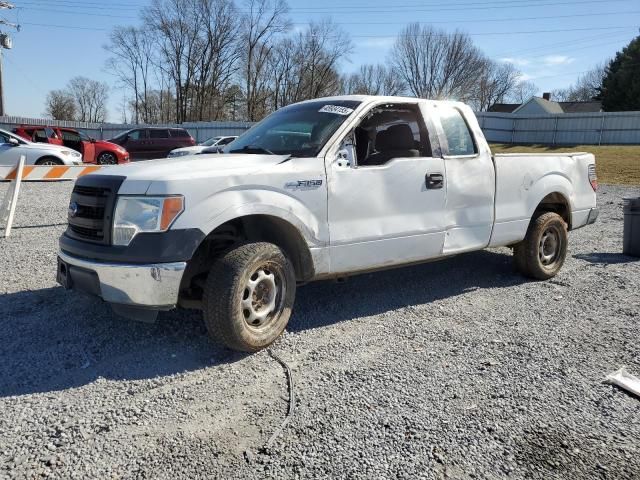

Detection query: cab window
xmin=353 ymin=103 xmax=431 ymax=167
xmin=439 ymin=107 xmax=477 ymax=156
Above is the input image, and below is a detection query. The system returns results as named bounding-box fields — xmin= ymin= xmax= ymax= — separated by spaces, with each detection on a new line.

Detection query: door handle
xmin=426 ymin=173 xmax=444 ymax=189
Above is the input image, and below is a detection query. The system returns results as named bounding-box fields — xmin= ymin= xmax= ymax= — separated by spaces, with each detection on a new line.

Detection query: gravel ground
xmin=1 ymin=182 xmax=639 ymax=479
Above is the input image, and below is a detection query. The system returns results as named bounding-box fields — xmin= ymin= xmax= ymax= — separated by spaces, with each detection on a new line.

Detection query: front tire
xmin=203 ymin=242 xmax=296 ymax=352
xmin=513 ymin=212 xmax=568 ymax=280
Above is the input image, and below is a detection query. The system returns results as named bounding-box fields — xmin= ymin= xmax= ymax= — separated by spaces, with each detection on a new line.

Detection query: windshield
xmin=0 ymin=129 xmax=27 ymax=144
xmin=224 ymin=100 xmax=361 ymax=157
xmin=201 ymin=136 xmax=222 ymax=147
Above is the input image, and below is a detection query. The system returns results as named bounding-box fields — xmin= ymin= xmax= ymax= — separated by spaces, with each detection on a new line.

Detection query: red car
xmin=12 ymin=125 xmax=130 ymax=165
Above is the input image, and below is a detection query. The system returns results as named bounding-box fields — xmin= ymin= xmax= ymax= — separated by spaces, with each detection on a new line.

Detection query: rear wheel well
xmin=179 ymin=215 xmax=314 ymax=308
xmin=533 ymin=192 xmax=571 ymax=229
xmin=35 ymin=156 xmax=63 ymax=165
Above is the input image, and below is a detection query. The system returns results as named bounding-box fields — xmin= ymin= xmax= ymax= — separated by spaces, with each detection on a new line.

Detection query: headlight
xmin=168 ymin=150 xmax=190 ymax=157
xmin=61 ymin=150 xmax=81 ymax=157
xmin=112 ymin=196 xmax=184 ymax=246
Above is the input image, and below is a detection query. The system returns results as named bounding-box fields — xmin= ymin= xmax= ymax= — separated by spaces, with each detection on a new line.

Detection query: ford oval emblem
xmin=68 ymin=201 xmax=79 ymax=217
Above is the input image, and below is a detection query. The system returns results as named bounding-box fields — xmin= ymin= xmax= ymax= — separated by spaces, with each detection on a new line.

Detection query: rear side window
xmin=439 ymin=107 xmax=477 ymax=156
xmin=169 ymin=129 xmax=190 ymax=138
xmin=149 ymin=129 xmax=170 ymax=139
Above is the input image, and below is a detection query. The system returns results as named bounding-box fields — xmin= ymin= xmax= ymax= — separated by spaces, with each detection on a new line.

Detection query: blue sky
xmin=2 ymin=0 xmax=639 ymax=120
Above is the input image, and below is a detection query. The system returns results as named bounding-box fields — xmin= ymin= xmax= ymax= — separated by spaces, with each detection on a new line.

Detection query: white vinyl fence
xmin=476 ymin=111 xmax=640 ymax=145
xmin=0 ymin=116 xmax=253 ymax=143
xmin=2 ymin=110 xmax=640 ymax=146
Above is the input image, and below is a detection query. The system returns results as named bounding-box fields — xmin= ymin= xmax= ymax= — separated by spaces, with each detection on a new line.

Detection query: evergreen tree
xmin=601 ymin=34 xmax=640 ymax=111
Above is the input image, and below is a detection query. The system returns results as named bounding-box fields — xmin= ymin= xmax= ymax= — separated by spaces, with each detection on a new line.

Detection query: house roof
xmin=558 ymin=101 xmax=602 ymax=113
xmin=487 ymin=103 xmax=519 ymax=113
xmin=488 ymin=98 xmax=603 ymax=114
xmin=513 ymin=97 xmax=564 ymax=114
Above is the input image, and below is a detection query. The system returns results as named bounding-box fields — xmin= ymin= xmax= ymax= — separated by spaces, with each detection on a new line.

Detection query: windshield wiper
xmin=229 ymin=145 xmax=275 ymax=155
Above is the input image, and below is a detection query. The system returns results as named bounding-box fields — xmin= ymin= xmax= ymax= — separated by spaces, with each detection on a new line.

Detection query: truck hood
xmin=96 ymin=153 xmax=289 ymax=182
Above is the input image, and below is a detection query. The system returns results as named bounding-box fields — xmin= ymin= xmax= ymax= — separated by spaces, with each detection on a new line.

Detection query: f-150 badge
xmin=285 ymin=180 xmax=323 ymax=189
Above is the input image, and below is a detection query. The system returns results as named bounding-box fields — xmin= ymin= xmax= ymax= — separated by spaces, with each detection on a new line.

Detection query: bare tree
xmin=105 ymin=26 xmax=155 ymax=123
xmin=145 ymin=0 xmax=203 ymax=123
xmin=241 ymin=0 xmax=289 ymax=121
xmin=44 ymin=89 xmax=77 ymax=120
xmin=271 ymin=19 xmax=351 ymax=109
xmin=552 ymin=62 xmax=607 ymax=102
xmin=193 ymin=0 xmax=242 ymax=121
xmin=391 ymin=24 xmax=485 ymax=101
xmin=472 ymin=61 xmax=520 ymax=111
xmin=508 ymin=80 xmax=538 ymax=103
xmin=343 ymin=64 xmax=403 ymax=96
xmin=67 ymin=77 xmax=109 ymax=122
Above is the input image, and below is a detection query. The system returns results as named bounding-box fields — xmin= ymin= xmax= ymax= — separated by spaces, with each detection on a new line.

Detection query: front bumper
xmin=57 ymin=250 xmax=186 ymax=309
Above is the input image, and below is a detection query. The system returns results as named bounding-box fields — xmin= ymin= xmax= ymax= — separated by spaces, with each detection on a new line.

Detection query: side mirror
xmin=337 ymin=133 xmax=355 ymax=167
xmin=8 ymin=137 xmax=19 ymax=146
xmin=90 ymin=137 xmax=96 ymax=143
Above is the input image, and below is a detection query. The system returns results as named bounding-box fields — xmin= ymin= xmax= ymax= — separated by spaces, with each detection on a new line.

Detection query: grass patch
xmin=490 ymin=144 xmax=640 ymax=185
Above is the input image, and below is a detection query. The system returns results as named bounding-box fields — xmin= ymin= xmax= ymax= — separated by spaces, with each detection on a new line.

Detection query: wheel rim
xmin=100 ymin=153 xmax=117 ymax=165
xmin=539 ymin=225 xmax=562 ymax=266
xmin=241 ymin=266 xmax=284 ymax=329
xmin=41 ymin=160 xmax=58 ymax=166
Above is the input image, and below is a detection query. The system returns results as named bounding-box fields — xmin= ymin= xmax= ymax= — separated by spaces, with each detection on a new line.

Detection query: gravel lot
xmin=1 ymin=182 xmax=639 ymax=479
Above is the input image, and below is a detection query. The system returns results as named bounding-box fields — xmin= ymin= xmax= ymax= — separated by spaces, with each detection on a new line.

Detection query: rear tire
xmin=97 ymin=152 xmax=118 ymax=165
xmin=513 ymin=212 xmax=568 ymax=280
xmin=36 ymin=157 xmax=63 ymax=166
xmin=202 ymin=242 xmax=296 ymax=352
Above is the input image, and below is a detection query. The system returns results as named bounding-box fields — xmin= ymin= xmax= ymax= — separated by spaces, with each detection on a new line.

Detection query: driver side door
xmin=326 ymin=101 xmax=448 ymax=274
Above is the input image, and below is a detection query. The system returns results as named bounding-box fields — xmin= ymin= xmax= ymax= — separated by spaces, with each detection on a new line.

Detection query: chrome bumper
xmin=57 ymin=250 xmax=186 ymax=309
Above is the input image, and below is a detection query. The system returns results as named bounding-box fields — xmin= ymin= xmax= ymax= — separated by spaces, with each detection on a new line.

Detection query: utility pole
xmin=0 ymin=1 xmax=17 ymax=117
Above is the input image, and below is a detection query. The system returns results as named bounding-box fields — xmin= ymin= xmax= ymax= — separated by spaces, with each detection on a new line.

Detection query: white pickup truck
xmin=57 ymin=96 xmax=598 ymax=351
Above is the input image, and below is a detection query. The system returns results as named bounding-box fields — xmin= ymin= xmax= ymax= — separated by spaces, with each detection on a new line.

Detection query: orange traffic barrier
xmin=0 ymin=164 xmax=102 ymax=181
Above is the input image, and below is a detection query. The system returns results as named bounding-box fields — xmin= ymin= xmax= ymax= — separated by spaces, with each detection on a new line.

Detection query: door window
xmin=128 ymin=130 xmax=145 ymax=140
xmin=32 ymin=129 xmax=48 ymax=142
xmin=439 ymin=107 xmax=477 ymax=156
xmin=353 ymin=104 xmax=431 ymax=167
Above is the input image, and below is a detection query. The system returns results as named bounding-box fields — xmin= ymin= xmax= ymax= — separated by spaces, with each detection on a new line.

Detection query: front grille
xmin=65 ymin=175 xmax=125 ymax=245
xmin=69 ymin=224 xmax=104 ymax=239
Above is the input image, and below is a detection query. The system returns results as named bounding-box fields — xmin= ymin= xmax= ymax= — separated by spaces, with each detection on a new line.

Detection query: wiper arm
xmin=229 ymin=145 xmax=275 ymax=155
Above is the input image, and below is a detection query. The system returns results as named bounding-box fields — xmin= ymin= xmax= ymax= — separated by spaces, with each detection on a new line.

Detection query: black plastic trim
xmin=59 ymin=228 xmax=206 ymax=264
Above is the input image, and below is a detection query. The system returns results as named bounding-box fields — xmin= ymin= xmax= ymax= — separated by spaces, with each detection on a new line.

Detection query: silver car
xmin=167 ymin=136 xmax=237 ymax=158
xmin=0 ymin=128 xmax=83 ymax=166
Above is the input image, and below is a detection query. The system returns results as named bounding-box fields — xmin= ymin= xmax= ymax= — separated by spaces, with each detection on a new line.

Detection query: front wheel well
xmin=533 ymin=192 xmax=571 ymax=230
xmin=178 ymin=215 xmax=314 ymax=308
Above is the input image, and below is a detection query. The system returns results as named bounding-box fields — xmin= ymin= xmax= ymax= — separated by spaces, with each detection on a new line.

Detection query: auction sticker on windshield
xmin=319 ymin=105 xmax=354 ymax=115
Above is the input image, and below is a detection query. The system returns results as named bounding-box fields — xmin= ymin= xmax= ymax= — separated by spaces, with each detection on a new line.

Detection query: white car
xmin=167 ymin=136 xmax=237 ymax=157
xmin=0 ymin=128 xmax=83 ymax=166
xmin=58 ymin=95 xmax=598 ymax=352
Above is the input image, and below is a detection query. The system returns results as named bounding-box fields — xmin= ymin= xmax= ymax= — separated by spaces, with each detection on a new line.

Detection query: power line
xmin=14 ymin=0 xmax=639 ymax=18
xmin=297 ymin=10 xmax=640 ymax=26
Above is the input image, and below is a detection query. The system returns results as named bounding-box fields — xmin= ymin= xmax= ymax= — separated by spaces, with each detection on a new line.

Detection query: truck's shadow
xmin=1 ymin=250 xmax=522 ymax=397
xmin=573 ymin=252 xmax=639 ymax=265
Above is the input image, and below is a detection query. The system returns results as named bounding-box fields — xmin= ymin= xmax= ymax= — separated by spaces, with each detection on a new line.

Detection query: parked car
xmin=12 ymin=125 xmax=130 ymax=165
xmin=108 ymin=127 xmax=196 ymax=160
xmin=167 ymin=136 xmax=237 ymax=157
xmin=0 ymin=128 xmax=83 ymax=166
xmin=57 ymin=95 xmax=598 ymax=352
